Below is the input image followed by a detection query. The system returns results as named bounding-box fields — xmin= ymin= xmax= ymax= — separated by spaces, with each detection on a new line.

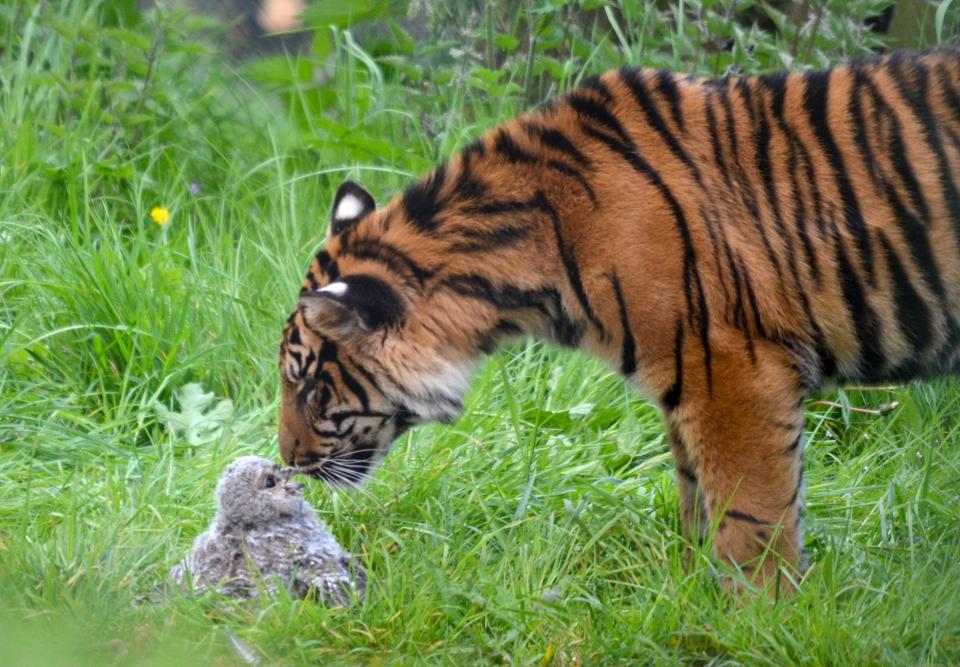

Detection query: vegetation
xmin=1 ymin=0 xmax=958 ymax=663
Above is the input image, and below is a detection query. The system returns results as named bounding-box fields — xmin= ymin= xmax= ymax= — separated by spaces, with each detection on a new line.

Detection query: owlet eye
xmin=265 ymin=476 xmax=277 ymax=489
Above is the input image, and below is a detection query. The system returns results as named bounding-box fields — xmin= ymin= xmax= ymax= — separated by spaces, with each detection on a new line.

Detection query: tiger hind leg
xmin=664 ymin=334 xmax=807 ymax=593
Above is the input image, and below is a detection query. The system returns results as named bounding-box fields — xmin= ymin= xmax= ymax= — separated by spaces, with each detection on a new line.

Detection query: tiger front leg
xmin=664 ymin=335 xmax=808 ymax=593
xmin=666 ymin=421 xmax=709 ymax=545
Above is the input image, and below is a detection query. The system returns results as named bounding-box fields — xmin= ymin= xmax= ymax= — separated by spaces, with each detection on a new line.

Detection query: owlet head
xmin=215 ymin=456 xmax=307 ymax=526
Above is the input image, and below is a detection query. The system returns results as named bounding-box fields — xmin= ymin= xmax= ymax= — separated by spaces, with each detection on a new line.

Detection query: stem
xmin=804 ymin=0 xmax=826 ymax=65
xmin=485 ymin=0 xmax=495 ymax=71
xmin=809 ymin=400 xmax=900 ymax=416
xmin=130 ymin=22 xmax=164 ymax=144
xmin=522 ymin=0 xmax=537 ymax=107
xmin=790 ymin=0 xmax=811 ymax=58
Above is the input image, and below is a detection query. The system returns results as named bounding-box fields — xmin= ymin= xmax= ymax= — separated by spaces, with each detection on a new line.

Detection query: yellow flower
xmin=150 ymin=206 xmax=171 ymax=225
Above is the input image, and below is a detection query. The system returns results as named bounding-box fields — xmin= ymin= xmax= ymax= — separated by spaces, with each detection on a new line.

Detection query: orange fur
xmin=279 ymin=49 xmax=960 ymax=590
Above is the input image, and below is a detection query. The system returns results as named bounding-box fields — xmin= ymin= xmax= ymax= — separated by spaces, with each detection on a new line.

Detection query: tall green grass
xmin=1 ymin=1 xmax=958 ymax=664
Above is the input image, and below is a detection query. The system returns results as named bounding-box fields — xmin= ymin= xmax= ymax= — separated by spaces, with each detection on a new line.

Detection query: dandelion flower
xmin=151 ymin=207 xmax=171 ymax=225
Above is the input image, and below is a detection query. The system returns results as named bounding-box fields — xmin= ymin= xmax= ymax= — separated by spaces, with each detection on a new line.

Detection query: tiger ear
xmin=299 ymin=274 xmax=404 ymax=336
xmin=329 ymin=181 xmax=376 ymax=236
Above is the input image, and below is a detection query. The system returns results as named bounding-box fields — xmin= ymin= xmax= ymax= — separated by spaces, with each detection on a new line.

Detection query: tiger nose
xmin=278 ymin=425 xmax=298 ymax=465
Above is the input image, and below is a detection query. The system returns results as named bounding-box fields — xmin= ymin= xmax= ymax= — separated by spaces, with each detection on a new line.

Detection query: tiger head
xmin=278 ymin=181 xmax=478 ymax=485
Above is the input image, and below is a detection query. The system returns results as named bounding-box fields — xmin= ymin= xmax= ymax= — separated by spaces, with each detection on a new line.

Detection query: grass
xmin=1 ymin=1 xmax=959 ymax=664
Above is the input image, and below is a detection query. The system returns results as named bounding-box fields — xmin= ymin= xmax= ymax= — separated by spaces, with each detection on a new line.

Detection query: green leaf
xmin=494 ymin=33 xmax=519 ymax=53
xmin=243 ymin=56 xmax=311 ymax=87
xmin=469 ymin=66 xmax=505 ymax=84
xmin=935 ymin=0 xmax=955 ymax=44
xmin=312 ymin=28 xmax=333 ymax=59
xmin=102 ymin=27 xmax=150 ymax=50
xmin=98 ymin=0 xmax=141 ymax=28
xmin=301 ymin=0 xmax=382 ymax=28
xmin=388 ymin=19 xmax=416 ymax=56
xmin=153 ymin=383 xmax=234 ymax=446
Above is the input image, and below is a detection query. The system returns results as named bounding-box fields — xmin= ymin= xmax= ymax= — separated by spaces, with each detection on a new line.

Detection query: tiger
xmin=278 ymin=48 xmax=960 ymax=590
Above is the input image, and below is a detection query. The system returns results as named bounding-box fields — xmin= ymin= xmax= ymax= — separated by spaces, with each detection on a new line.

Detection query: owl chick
xmin=171 ymin=456 xmax=365 ymax=606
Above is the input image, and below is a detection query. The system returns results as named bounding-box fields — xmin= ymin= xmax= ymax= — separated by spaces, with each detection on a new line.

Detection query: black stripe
xmin=718 ymin=84 xmax=764 ymax=237
xmin=461 ymin=138 xmax=486 ymax=160
xmin=609 ymin=273 xmax=637 ymax=375
xmin=761 ymin=71 xmax=823 ymax=289
xmin=937 ymin=61 xmax=960 ymax=125
xmin=463 ymin=199 xmax=541 ymax=216
xmin=579 ymin=73 xmax=612 ymax=100
xmin=701 ymin=207 xmax=731 ymax=307
xmin=877 ymin=231 xmax=933 ymax=355
xmin=788 ymin=153 xmax=821 ymax=289
xmin=706 ymin=95 xmax=752 ymax=340
xmin=619 ymin=68 xmax=699 ymax=175
xmin=705 ymin=93 xmax=735 ymax=191
xmin=834 ymin=232 xmax=885 ymax=373
xmin=316 ymin=250 xmax=332 ymax=272
xmin=736 ymin=77 xmax=757 ymax=127
xmin=315 ymin=250 xmax=340 ymax=282
xmin=447 ymin=223 xmax=532 ymax=253
xmin=451 ymin=150 xmax=488 ymax=202
xmin=738 ymin=255 xmax=767 ymax=339
xmin=721 ymin=231 xmax=749 ymax=341
xmin=326 ymin=410 xmax=392 ymax=426
xmin=494 ymin=129 xmax=537 ymax=164
xmin=525 ymin=124 xmax=593 ymax=166
xmin=567 ymin=91 xmax=631 ymax=144
xmin=774 ymin=74 xmax=827 ymax=287
xmin=849 ymin=69 xmax=885 ymax=192
xmin=662 ymin=318 xmax=685 ymax=410
xmin=436 ymin=273 xmax=584 ymax=347
xmin=288 ymin=348 xmax=304 ymax=375
xmin=287 ymin=318 xmax=302 ymax=346
xmin=678 ymin=466 xmax=697 ymax=484
xmin=535 ymin=190 xmax=607 ymax=337
xmin=346 ymin=354 xmax=385 ymax=396
xmin=748 ymin=78 xmax=789 ymax=294
xmin=785 ymin=433 xmax=802 ymax=454
xmin=437 ymin=273 xmax=517 ymax=306
xmin=794 ymin=130 xmax=828 ymax=241
xmin=342 ymin=239 xmax=434 ymax=287
xmin=402 ymin=164 xmax=448 ymax=231
xmin=725 ymin=509 xmax=767 ymax=525
xmin=803 ymin=68 xmax=875 ymax=283
xmin=755 ymin=82 xmax=787 ymax=248
xmin=656 ymin=69 xmax=685 ymax=132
